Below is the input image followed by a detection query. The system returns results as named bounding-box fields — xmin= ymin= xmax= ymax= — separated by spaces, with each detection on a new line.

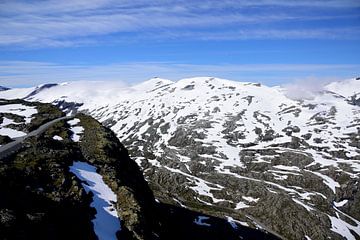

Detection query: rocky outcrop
xmin=0 ymin=99 xmax=64 ymax=133
xmin=0 ymin=125 xmax=96 ymax=239
xmin=76 ymin=114 xmax=158 ymax=240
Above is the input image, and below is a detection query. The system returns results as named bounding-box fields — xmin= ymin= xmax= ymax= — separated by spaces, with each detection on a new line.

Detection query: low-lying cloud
xmin=0 ymin=61 xmax=358 ymax=88
xmin=284 ymin=77 xmax=340 ymax=100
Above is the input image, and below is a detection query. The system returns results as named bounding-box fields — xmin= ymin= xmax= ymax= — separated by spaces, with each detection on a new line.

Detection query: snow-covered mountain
xmin=1 ymin=77 xmax=360 ymax=239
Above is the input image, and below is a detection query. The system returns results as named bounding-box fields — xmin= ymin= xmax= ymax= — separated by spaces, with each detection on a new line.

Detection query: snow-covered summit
xmin=1 ymin=76 xmax=356 ymax=104
xmin=325 ymin=78 xmax=360 ymax=98
xmin=131 ymin=77 xmax=173 ymax=91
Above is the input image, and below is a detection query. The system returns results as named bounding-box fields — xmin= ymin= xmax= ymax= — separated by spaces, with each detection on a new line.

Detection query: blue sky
xmin=0 ymin=0 xmax=359 ymax=87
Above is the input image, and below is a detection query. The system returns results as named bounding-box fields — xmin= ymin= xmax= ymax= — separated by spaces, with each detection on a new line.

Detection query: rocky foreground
xmin=0 ymin=99 xmax=277 ymax=239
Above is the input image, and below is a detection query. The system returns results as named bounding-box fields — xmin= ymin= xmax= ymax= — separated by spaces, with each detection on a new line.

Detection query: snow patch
xmin=0 ymin=104 xmax=37 ymax=124
xmin=69 ymin=161 xmax=121 ymax=240
xmin=292 ymin=198 xmax=314 ymax=212
xmin=0 ymin=117 xmax=16 ymax=127
xmin=227 ymin=216 xmax=249 ymax=229
xmin=67 ymin=118 xmax=81 ymax=126
xmin=311 ymin=171 xmax=340 ymax=194
xmin=235 ymin=201 xmax=250 ymax=210
xmin=328 ymin=213 xmax=360 ymax=240
xmin=194 ymin=216 xmax=211 ymax=227
xmin=53 ymin=135 xmax=63 ymax=141
xmin=334 ymin=200 xmax=348 ymax=207
xmin=273 ymin=165 xmax=301 ymax=172
xmin=242 ymin=196 xmax=259 ymax=203
xmin=0 ymin=127 xmax=26 ymax=138
xmin=67 ymin=118 xmax=84 ymax=142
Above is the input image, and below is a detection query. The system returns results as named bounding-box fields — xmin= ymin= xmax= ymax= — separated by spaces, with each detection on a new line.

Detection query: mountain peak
xmin=25 ymin=83 xmax=58 ymax=99
xmin=325 ymin=78 xmax=360 ymax=98
xmin=132 ymin=77 xmax=174 ymax=90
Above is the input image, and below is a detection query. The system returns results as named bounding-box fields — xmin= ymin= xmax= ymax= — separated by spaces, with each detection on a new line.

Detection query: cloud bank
xmin=0 ymin=61 xmax=358 ymax=88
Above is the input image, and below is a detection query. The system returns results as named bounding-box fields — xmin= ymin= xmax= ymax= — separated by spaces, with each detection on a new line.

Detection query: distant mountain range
xmin=0 ymin=86 xmax=10 ymax=91
xmin=1 ymin=77 xmax=360 ymax=239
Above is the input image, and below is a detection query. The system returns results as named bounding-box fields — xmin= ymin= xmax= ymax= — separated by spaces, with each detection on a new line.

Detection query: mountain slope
xmin=1 ymin=77 xmax=360 ymax=239
xmin=0 ymin=99 xmax=278 ymax=240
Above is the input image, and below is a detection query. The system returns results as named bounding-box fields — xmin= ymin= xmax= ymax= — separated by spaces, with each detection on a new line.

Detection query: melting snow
xmin=269 ymin=170 xmax=301 ymax=176
xmin=194 ymin=216 xmax=211 ymax=227
xmin=273 ymin=165 xmax=301 ymax=172
xmin=235 ymin=201 xmax=250 ymax=210
xmin=311 ymin=171 xmax=340 ymax=194
xmin=242 ymin=196 xmax=259 ymax=203
xmin=67 ymin=118 xmax=84 ymax=142
xmin=328 ymin=213 xmax=360 ymax=240
xmin=292 ymin=198 xmax=314 ymax=212
xmin=53 ymin=135 xmax=63 ymax=141
xmin=164 ymin=166 xmax=223 ymax=202
xmin=334 ymin=200 xmax=348 ymax=207
xmin=1 ymin=117 xmax=16 ymax=127
xmin=2 ymin=77 xmax=360 ymax=238
xmin=69 ymin=161 xmax=121 ymax=240
xmin=0 ymin=103 xmax=37 ymax=138
xmin=68 ymin=118 xmax=81 ymax=126
xmin=227 ymin=216 xmax=249 ymax=228
xmin=0 ymin=127 xmax=26 ymax=138
xmin=70 ymin=126 xmax=84 ymax=142
xmin=0 ymin=104 xmax=37 ymax=124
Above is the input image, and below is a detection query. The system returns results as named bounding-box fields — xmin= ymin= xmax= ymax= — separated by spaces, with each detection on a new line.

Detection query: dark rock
xmin=0 ymin=209 xmax=16 ymax=227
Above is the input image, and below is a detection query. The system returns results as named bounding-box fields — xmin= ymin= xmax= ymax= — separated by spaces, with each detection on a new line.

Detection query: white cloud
xmin=284 ymin=77 xmax=340 ymax=100
xmin=0 ymin=61 xmax=358 ymax=87
xmin=0 ymin=0 xmax=359 ymax=47
xmin=1 ymin=0 xmax=359 ymax=14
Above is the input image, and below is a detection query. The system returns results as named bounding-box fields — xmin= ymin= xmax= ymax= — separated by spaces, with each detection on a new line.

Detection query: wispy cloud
xmin=150 ymin=28 xmax=360 ymax=41
xmin=2 ymin=0 xmax=359 ymax=14
xmin=0 ymin=61 xmax=358 ymax=87
xmin=0 ymin=0 xmax=359 ymax=47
